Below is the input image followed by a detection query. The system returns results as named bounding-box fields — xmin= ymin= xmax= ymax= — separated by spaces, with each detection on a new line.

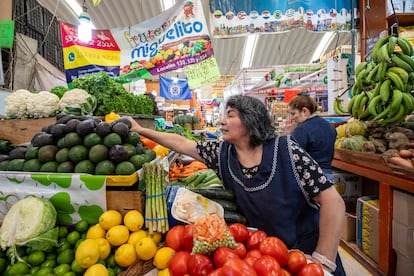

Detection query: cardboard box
xmin=393 ymin=190 xmax=414 ymax=227
xmin=332 ymin=169 xmax=363 ymax=213
xmin=395 ymin=251 xmax=414 ymax=276
xmin=392 ymin=220 xmax=414 ymax=258
xmin=342 ymin=213 xmax=356 ymax=242
xmin=357 ymin=196 xmax=379 ymax=263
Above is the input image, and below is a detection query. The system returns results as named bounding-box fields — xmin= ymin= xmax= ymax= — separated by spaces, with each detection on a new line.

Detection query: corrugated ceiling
xmin=36 ymin=0 xmax=356 ymax=82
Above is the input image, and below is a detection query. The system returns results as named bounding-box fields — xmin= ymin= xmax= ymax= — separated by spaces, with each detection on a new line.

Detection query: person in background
xmin=124 ymin=95 xmax=345 ymax=275
xmin=287 ymin=94 xmax=337 ymax=180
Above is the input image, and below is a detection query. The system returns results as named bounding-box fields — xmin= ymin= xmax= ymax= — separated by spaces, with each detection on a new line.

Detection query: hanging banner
xmin=111 ymin=0 xmax=217 ymax=82
xmin=160 ymin=75 xmax=192 ymax=100
xmin=60 ymin=23 xmax=120 ymax=86
xmin=209 ymin=0 xmax=352 ymax=38
xmin=184 ymin=56 xmax=221 ymax=89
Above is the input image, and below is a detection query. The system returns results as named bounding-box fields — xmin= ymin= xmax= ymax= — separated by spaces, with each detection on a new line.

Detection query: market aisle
xmin=339 ymin=246 xmax=372 ymax=275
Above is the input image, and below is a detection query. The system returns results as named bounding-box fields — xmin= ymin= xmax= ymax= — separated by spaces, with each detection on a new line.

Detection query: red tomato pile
xmin=165 ymin=223 xmax=326 ymax=276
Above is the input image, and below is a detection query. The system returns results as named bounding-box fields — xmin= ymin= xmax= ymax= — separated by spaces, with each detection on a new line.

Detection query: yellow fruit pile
xmin=74 ymin=209 xmax=175 ymax=272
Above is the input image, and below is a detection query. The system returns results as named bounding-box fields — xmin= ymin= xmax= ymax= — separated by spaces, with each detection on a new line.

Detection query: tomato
xmin=169 ymin=250 xmax=190 ymax=276
xmin=207 ymin=267 xmax=224 ymax=276
xmin=259 ymin=236 xmax=289 ymax=267
xmin=228 ymin=223 xmax=250 ymax=243
xmin=286 ymin=249 xmax=307 ymax=274
xmin=280 ymin=268 xmax=292 ymax=276
xmin=246 ymin=230 xmax=267 ymax=250
xmin=253 ymin=255 xmax=281 ymax=276
xmin=232 ymin=242 xmax=247 ymax=258
xmin=187 ymin=253 xmax=214 ymax=276
xmin=182 ymin=224 xmax=194 ymax=252
xmin=213 ymin=247 xmax=240 ymax=268
xmin=221 ymin=258 xmax=257 ymax=276
xmin=166 ymin=225 xmax=185 ymax=251
xmin=298 ymin=262 xmax=325 ymax=276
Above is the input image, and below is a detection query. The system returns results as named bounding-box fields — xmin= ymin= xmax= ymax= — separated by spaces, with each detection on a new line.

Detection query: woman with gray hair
xmin=124 ymin=95 xmax=345 ymax=275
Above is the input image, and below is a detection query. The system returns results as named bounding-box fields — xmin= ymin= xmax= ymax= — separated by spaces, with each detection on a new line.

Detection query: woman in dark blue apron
xmin=126 ymin=95 xmax=346 ymax=275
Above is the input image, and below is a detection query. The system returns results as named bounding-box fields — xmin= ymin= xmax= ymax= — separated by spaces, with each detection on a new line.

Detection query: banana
xmin=391 ymin=54 xmax=413 ymax=73
xmin=376 ymin=61 xmax=388 ymax=82
xmin=377 ymin=44 xmax=391 ymax=63
xmin=366 ymin=63 xmax=380 ymax=83
xmin=388 ymin=36 xmax=397 ymax=55
xmin=355 ymin=61 xmax=367 ymax=77
xmin=356 ymin=68 xmax=370 ymax=89
xmin=380 ymin=105 xmax=406 ymax=126
xmin=401 ymin=92 xmax=414 ymax=115
xmin=347 ymin=95 xmax=357 ymax=114
xmin=387 ymin=66 xmax=409 ymax=85
xmin=351 ymin=83 xmax=362 ymax=96
xmin=372 ymin=35 xmax=390 ymax=63
xmin=386 ymin=71 xmax=405 ymax=91
xmin=373 ymin=104 xmax=392 ymax=121
xmin=395 ymin=52 xmax=414 ymax=72
xmin=357 ymin=94 xmax=369 ymax=119
xmin=351 ymin=93 xmax=365 ymax=118
xmin=379 ymin=79 xmax=392 ymax=104
xmin=372 ymin=82 xmax=381 ymax=97
xmin=396 ymin=37 xmax=414 ymax=57
xmin=333 ymin=98 xmax=346 ymax=115
xmin=367 ymin=95 xmax=382 ymax=116
xmin=389 ymin=89 xmax=403 ymax=113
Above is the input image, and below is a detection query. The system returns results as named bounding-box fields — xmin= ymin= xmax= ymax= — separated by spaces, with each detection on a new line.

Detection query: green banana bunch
xmin=333 ymin=98 xmax=347 ymax=115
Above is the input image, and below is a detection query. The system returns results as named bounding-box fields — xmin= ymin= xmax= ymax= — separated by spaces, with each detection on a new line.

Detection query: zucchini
xmin=212 ymin=199 xmax=237 ymax=212
xmin=224 ymin=210 xmax=247 ymax=225
xmin=189 ymin=188 xmax=235 ymax=201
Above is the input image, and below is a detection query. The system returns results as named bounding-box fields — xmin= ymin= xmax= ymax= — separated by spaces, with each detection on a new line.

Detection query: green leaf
xmin=19 ymin=227 xmax=59 ymax=251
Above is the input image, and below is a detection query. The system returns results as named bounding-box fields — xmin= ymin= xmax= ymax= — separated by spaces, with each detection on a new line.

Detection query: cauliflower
xmin=4 ymin=89 xmax=32 ymax=118
xmin=5 ymin=90 xmax=59 ymax=119
xmin=58 ymin=88 xmax=97 ymax=115
xmin=25 ymin=91 xmax=59 ymax=118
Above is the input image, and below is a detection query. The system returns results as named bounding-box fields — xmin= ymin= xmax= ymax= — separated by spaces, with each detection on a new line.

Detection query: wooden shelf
xmin=387 ymin=13 xmax=414 ymax=27
xmin=340 ymin=240 xmax=386 ymax=276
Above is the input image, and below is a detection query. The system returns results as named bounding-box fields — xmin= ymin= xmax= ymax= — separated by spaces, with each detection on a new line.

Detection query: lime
xmin=62 ymin=271 xmax=77 ymax=276
xmin=6 ymin=262 xmax=30 ymax=275
xmin=67 ymin=231 xmax=81 ymax=245
xmin=57 ymin=240 xmax=71 ymax=254
xmin=57 ymin=248 xmax=74 ymax=265
xmin=46 ymin=252 xmax=58 ymax=260
xmin=75 ymin=220 xmax=89 ymax=233
xmin=70 ymin=259 xmax=85 ymax=274
xmin=41 ymin=259 xmax=57 ymax=268
xmin=27 ymin=251 xmax=45 ymax=266
xmin=54 ymin=263 xmax=71 ymax=275
xmin=36 ymin=267 xmax=54 ymax=275
xmin=30 ymin=266 xmax=41 ymax=274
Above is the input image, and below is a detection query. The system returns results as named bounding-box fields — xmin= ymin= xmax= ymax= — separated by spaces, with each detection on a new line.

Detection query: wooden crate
xmin=334 ymin=149 xmax=392 ymax=173
xmin=0 ymin=117 xmax=56 ymax=144
xmin=106 ymin=191 xmax=144 ymax=216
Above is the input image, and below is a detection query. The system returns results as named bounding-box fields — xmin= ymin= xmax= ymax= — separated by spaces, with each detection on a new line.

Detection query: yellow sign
xmin=184 ymin=57 xmax=221 ymax=89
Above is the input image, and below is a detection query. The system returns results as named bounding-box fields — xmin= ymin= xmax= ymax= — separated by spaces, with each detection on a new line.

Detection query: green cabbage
xmin=0 ymin=196 xmax=58 ymax=262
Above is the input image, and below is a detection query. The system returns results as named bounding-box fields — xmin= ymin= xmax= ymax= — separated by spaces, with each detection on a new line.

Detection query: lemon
xmin=153 ymin=247 xmax=176 ymax=270
xmin=99 ymin=210 xmax=123 ymax=230
xmin=86 ymin=224 xmax=106 ymax=239
xmin=136 ymin=237 xmax=157 ymax=261
xmin=75 ymin=239 xmax=100 ymax=269
xmin=123 ymin=210 xmax=144 ymax=232
xmin=115 ymin=243 xmax=138 ymax=268
xmin=95 ymin=238 xmax=111 ymax=259
xmin=84 ymin=263 xmax=109 ymax=276
xmin=106 ymin=225 xmax=129 ymax=246
xmin=150 ymin=232 xmax=163 ymax=244
xmin=158 ymin=268 xmax=171 ymax=276
xmin=127 ymin=229 xmax=148 ymax=246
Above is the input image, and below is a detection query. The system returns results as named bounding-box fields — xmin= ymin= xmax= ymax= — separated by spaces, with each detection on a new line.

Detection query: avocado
xmin=56 ymin=114 xmax=76 ymax=124
xmin=103 ymin=133 xmax=122 ymax=148
xmin=31 ymin=133 xmax=55 ymax=147
xmin=112 ymin=117 xmax=132 ymax=129
xmin=38 ymin=145 xmax=59 ymax=163
xmin=89 ymin=144 xmax=108 ymax=163
xmin=23 ymin=159 xmax=42 ymax=172
xmin=95 ymin=122 xmax=112 ymax=138
xmin=9 ymin=147 xmax=27 ymax=160
xmin=7 ymin=159 xmax=25 ymax=171
xmin=83 ymin=133 xmax=102 ymax=148
xmin=125 ymin=131 xmax=140 ymax=146
xmin=25 ymin=146 xmax=39 ymax=160
xmin=123 ymin=144 xmax=136 ymax=158
xmin=68 ymin=145 xmax=89 ymax=163
xmin=57 ymin=137 xmax=66 ymax=148
xmin=57 ymin=161 xmax=75 ymax=173
xmin=0 ymin=160 xmax=9 ymax=170
xmin=64 ymin=119 xmax=81 ymax=133
xmin=76 ymin=119 xmax=96 ymax=136
xmin=64 ymin=132 xmax=83 ymax=148
xmin=111 ymin=122 xmax=129 ymax=141
xmin=40 ymin=161 xmax=58 ymax=172
xmin=108 ymin=145 xmax=129 ymax=164
xmin=50 ymin=124 xmax=67 ymax=138
xmin=74 ymin=160 xmax=95 ymax=174
xmin=45 ymin=124 xmax=55 ymax=134
xmin=0 ymin=154 xmax=10 ymax=162
xmin=129 ymin=154 xmax=147 ymax=170
xmin=95 ymin=160 xmax=115 ymax=175
xmin=55 ymin=148 xmax=70 ymax=163
xmin=115 ymin=161 xmax=136 ymax=175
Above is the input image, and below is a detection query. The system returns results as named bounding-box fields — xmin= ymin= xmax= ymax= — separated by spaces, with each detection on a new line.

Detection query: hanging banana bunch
xmin=348 ymin=35 xmax=414 ymax=126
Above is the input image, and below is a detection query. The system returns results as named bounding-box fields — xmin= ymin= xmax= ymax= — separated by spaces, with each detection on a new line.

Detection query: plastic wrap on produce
xmin=0 ymin=172 xmax=106 ymax=225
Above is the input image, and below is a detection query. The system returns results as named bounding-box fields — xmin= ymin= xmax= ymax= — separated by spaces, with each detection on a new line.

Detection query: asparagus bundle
xmin=143 ymin=162 xmax=169 ymax=234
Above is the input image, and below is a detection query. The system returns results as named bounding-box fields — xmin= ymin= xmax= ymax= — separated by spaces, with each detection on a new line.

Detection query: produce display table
xmin=333 ymin=149 xmax=414 ymax=276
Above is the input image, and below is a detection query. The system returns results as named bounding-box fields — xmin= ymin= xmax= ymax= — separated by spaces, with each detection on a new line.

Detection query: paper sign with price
xmin=184 ymin=57 xmax=221 ymax=89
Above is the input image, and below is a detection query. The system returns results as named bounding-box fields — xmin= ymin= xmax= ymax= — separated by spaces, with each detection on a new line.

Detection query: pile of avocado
xmin=0 ymin=114 xmax=156 ymax=175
